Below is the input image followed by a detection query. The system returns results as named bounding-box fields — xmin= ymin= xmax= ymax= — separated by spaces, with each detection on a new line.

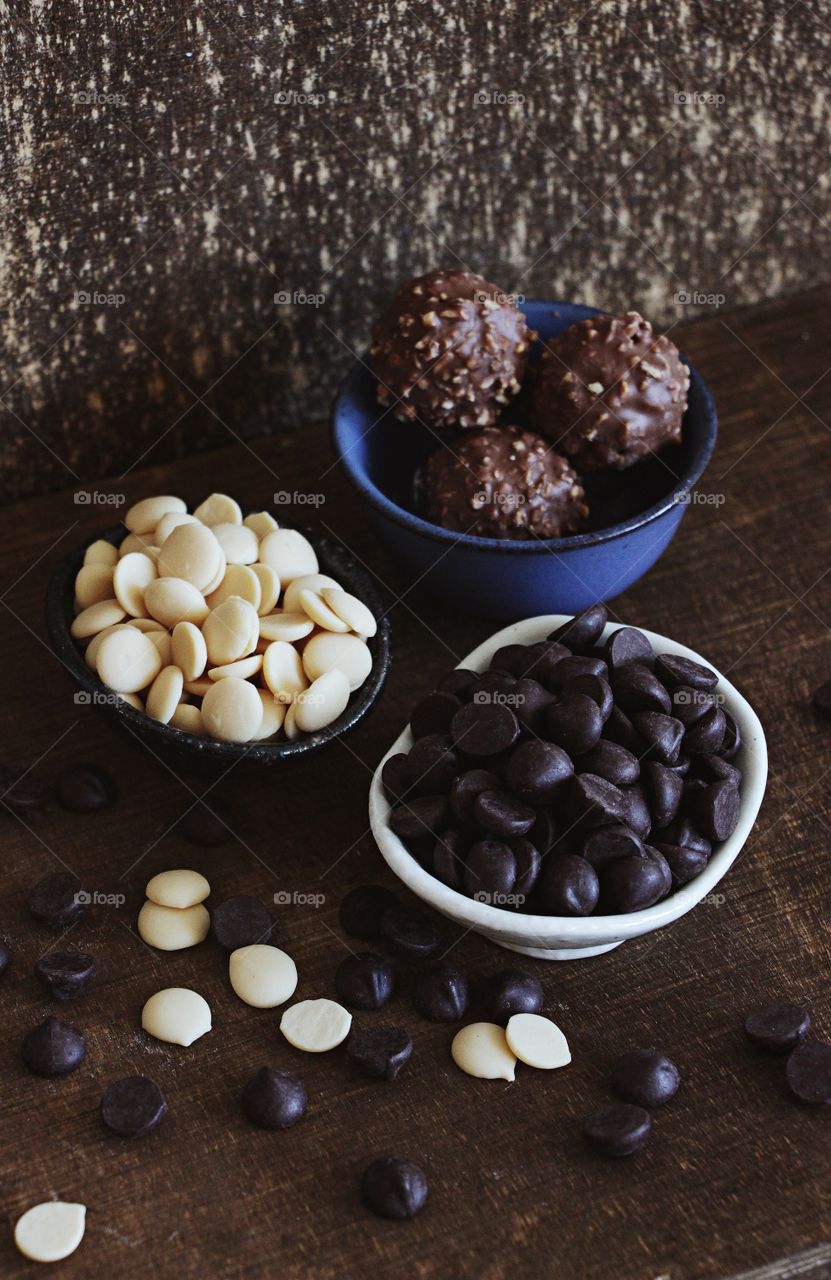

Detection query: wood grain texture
xmin=2 ymin=1 xmax=830 ymax=498
xmin=0 ymin=288 xmax=830 ymax=1278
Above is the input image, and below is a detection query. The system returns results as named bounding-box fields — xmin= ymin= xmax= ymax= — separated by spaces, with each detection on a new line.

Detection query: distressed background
xmin=1 ymin=0 xmax=829 ymax=500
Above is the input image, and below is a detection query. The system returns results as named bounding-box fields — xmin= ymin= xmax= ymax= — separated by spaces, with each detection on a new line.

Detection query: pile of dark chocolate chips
xmin=383 ymin=604 xmax=744 ymax=915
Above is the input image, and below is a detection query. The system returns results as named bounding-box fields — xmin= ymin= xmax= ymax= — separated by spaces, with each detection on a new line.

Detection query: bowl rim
xmin=46 ymin=520 xmax=392 ymax=764
xmin=368 ymin=615 xmax=767 ymax=944
xmin=331 ymin=298 xmax=717 ymax=553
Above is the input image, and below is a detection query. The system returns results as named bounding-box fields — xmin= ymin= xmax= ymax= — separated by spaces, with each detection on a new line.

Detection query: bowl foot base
xmin=494 ymin=938 xmax=623 ymax=961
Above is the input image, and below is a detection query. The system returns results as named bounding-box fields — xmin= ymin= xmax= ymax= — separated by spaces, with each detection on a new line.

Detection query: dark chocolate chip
xmin=655 ymin=653 xmax=718 ymax=691
xmin=34 ymin=951 xmax=95 ymax=1001
xmin=505 ymin=741 xmax=573 ymax=804
xmin=450 ymin=701 xmax=520 ymax=757
xmin=381 ymin=754 xmax=413 ymax=803
xmin=410 ymin=691 xmax=461 ymax=739
xmin=491 ymin=643 xmax=534 ymax=676
xmin=177 ymin=801 xmax=234 ymax=846
xmin=347 ymin=1026 xmax=413 ymax=1081
xmin=786 ymin=1041 xmax=831 ymax=1105
xmin=618 ymin=786 xmax=652 ymax=839
xmin=548 ymin=655 xmax=609 ymax=690
xmin=463 ymin=840 xmax=517 ymax=900
xmin=581 ymin=825 xmax=645 ymax=870
xmin=693 ymin=780 xmax=740 ymax=842
xmin=745 ymin=1002 xmax=811 ymax=1052
xmin=339 ymin=885 xmax=398 ymax=939
xmin=55 ymin=762 xmax=116 ymax=813
xmin=241 ymin=1066 xmax=307 ymax=1129
xmin=335 ymin=953 xmax=394 ymax=1010
xmin=611 ymin=1049 xmax=680 ymax=1107
xmin=545 ymin=693 xmax=603 ymax=756
xmin=513 ymin=678 xmax=554 ymax=735
xmin=22 ymin=1016 xmax=86 ymax=1075
xmin=361 ymin=1155 xmax=428 ymax=1219
xmin=683 ymin=706 xmax=726 ymax=755
xmin=671 ymin=686 xmax=715 ymax=726
xmin=390 ymin=795 xmax=450 ymax=841
xmin=632 ymin=711 xmax=684 ymax=765
xmin=529 ymin=807 xmax=559 ymax=856
xmin=412 ymin=965 xmax=469 ymax=1021
xmin=380 ymin=905 xmax=442 ymax=959
xmin=536 ymin=853 xmax=599 ymax=916
xmin=571 ymin=773 xmax=627 ymax=827
xmin=518 ymin=642 xmax=570 ymax=687
xmin=547 ymin=604 xmax=608 ymax=651
xmin=101 ymin=1075 xmax=167 ymax=1138
xmin=511 ymin=838 xmax=542 ymax=898
xmin=604 ymin=706 xmax=646 ymax=756
xmin=660 ymin=816 xmax=711 ymax=856
xmin=406 ymin=735 xmax=459 ymax=794
xmin=583 ymin=1103 xmax=651 ymax=1157
xmin=642 ymin=761 xmax=684 ymax=829
xmin=211 ymin=896 xmax=273 ymax=950
xmin=483 ymin=969 xmax=544 ymax=1022
xmin=695 ymin=755 xmax=742 ymax=786
xmin=438 ymin=668 xmax=478 ymax=699
xmin=577 ymin=740 xmax=640 ymax=787
xmin=605 ymin=627 xmax=654 ymax=670
xmin=473 ymin=790 xmax=535 ymax=838
xmin=601 ymin=854 xmax=668 ymax=913
xmin=432 ymin=831 xmax=466 ymax=890
xmin=449 ymin=769 xmax=502 ymax=827
xmin=653 ymin=843 xmax=709 ymax=887
xmin=28 ymin=872 xmax=86 ymax=928
xmin=565 ymin=674 xmax=614 ymax=722
xmin=612 ymin=665 xmax=671 ymax=716
xmin=720 ymin=711 xmax=741 ymax=759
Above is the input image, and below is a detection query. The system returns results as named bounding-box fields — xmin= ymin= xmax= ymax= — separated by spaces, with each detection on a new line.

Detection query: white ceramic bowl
xmin=369 ymin=615 xmax=767 ymax=961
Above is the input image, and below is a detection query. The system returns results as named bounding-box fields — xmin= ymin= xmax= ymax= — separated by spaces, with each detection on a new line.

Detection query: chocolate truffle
xmin=529 ymin=311 xmax=689 ymax=470
xmin=370 ymin=269 xmax=533 ymax=430
xmin=420 ymin=426 xmax=587 ymax=539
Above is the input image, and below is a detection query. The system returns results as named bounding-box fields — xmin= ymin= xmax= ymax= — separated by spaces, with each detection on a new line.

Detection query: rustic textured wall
xmin=1 ymin=1 xmax=829 ymax=500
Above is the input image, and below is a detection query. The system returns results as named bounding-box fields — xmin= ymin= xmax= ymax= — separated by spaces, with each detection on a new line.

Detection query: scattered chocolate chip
xmin=483 ymin=968 xmax=543 ymax=1022
xmin=745 ymin=1002 xmax=811 ymax=1052
xmin=34 ymin=951 xmax=96 ymax=1001
xmin=611 ymin=1049 xmax=680 ymax=1107
xmin=241 ymin=1067 xmax=307 ymax=1129
xmin=583 ymin=1103 xmax=651 ymax=1157
xmin=412 ymin=965 xmax=469 ymax=1022
xmin=786 ymin=1041 xmax=831 ymax=1105
xmin=361 ymin=1155 xmax=428 ymax=1219
xmin=55 ymin=762 xmax=116 ymax=813
xmin=335 ymin=953 xmax=394 ymax=1010
xmin=28 ymin=872 xmax=86 ymax=928
xmin=101 ymin=1075 xmax=167 ymax=1138
xmin=22 ymin=1016 xmax=86 ymax=1075
xmin=211 ymin=896 xmax=272 ymax=950
xmin=347 ymin=1026 xmax=413 ymax=1081
xmin=380 ymin=905 xmax=442 ymax=959
xmin=339 ymin=885 xmax=398 ymax=939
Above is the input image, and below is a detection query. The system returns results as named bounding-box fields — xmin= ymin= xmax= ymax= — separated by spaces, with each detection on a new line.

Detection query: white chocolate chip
xmin=211 ymin=522 xmax=259 ymax=565
xmin=170 ymin=702 xmax=203 ymax=734
xmin=84 ymin=623 xmax=131 ymax=669
xmin=202 ymin=597 xmax=259 ymax=666
xmin=243 ymin=510 xmax=279 ymax=538
xmin=83 ymin=538 xmax=118 ymax=567
xmin=259 ymin=611 xmax=314 ymax=643
xmin=144 ymin=577 xmax=209 ymax=629
xmin=137 ymin=900 xmax=210 ymax=950
xmin=320 ymin=587 xmax=377 ymax=638
xmin=113 ymin=551 xmax=157 ymax=617
xmin=505 ymin=1014 xmax=571 ymax=1070
xmin=145 ymin=664 xmax=184 ymax=723
xmin=147 ymin=629 xmax=173 ymax=666
xmin=250 ymin=562 xmax=280 ymax=614
xmin=70 ymin=598 xmax=127 ymax=639
xmin=229 ymin=944 xmax=298 ymax=1008
xmin=293 ymin=668 xmax=350 ymax=732
xmin=74 ymin=563 xmax=115 ymax=609
xmin=280 ymin=998 xmax=352 ymax=1052
xmin=193 ymin=493 xmax=242 ymax=526
xmin=282 ymin=573 xmax=340 ymax=614
xmin=262 ymin=640 xmax=308 ymax=703
xmin=119 ymin=531 xmax=157 ymax=558
xmin=141 ymin=987 xmax=211 ymax=1046
xmin=252 ymin=689 xmax=286 ymax=739
xmin=259 ymin=529 xmax=318 ymax=583
xmin=298 ymin=589 xmax=350 ymax=633
xmin=96 ymin=628 xmax=162 ymax=693
xmin=171 ymin=620 xmax=207 ymax=681
xmin=156 ymin=523 xmax=223 ymax=592
xmin=146 ymin=868 xmax=210 ymax=909
xmin=451 ymin=1023 xmax=517 ymax=1081
xmin=154 ymin=511 xmax=199 ymax=544
xmin=201 ymin=677 xmax=264 ymax=741
xmin=14 ymin=1202 xmax=86 ymax=1264
xmin=118 ymin=691 xmax=144 ymax=712
xmin=125 ymin=495 xmax=186 ymax=535
xmin=283 ymin=701 xmax=300 ymax=739
xmin=206 ymin=563 xmax=262 ymax=610
xmin=302 ymin=632 xmax=372 ymax=691
xmin=207 ymin=653 xmax=263 ymax=681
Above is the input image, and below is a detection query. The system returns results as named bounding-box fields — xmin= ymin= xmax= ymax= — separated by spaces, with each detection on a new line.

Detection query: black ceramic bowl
xmin=46 ymin=522 xmax=392 ymax=765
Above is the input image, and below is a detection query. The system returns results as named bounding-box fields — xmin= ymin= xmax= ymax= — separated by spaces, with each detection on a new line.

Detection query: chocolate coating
xmin=370 ymin=269 xmax=532 ymax=430
xmin=530 ymin=311 xmax=689 ymax=470
xmin=420 ymin=426 xmax=587 ymax=539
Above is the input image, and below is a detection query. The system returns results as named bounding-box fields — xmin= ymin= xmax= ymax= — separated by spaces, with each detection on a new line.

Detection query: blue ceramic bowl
xmin=331 ymin=300 xmax=717 ymax=620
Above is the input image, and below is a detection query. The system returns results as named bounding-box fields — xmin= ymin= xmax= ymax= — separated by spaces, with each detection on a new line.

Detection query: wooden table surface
xmin=1 ymin=287 xmax=830 ymax=1280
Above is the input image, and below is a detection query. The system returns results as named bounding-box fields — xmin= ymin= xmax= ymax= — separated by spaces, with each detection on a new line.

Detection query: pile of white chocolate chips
xmin=69 ymin=493 xmax=377 ymax=743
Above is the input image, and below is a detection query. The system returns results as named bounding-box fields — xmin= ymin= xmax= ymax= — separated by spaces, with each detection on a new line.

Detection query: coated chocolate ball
xmin=370 ymin=269 xmax=532 ymax=430
xmin=420 ymin=426 xmax=588 ymax=540
xmin=529 ymin=311 xmax=689 ymax=470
